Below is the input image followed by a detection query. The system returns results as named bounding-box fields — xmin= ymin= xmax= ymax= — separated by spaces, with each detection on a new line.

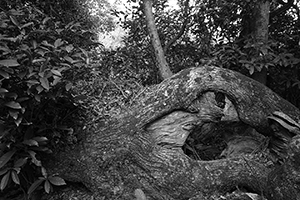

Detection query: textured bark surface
xmin=250 ymin=0 xmax=270 ymax=84
xmin=143 ymin=0 xmax=173 ymax=80
xmin=45 ymin=65 xmax=300 ymax=200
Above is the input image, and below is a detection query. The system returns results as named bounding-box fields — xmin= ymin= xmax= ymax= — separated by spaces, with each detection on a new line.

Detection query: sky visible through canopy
xmin=99 ymin=0 xmax=179 ymax=49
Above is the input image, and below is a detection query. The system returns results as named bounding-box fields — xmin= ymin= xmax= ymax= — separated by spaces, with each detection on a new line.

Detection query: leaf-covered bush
xmin=0 ymin=5 xmax=92 ymax=198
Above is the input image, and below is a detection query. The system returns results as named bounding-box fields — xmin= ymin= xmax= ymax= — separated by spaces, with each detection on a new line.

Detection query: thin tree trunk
xmin=250 ymin=0 xmax=270 ymax=84
xmin=240 ymin=0 xmax=270 ymax=85
xmin=143 ymin=0 xmax=173 ymax=80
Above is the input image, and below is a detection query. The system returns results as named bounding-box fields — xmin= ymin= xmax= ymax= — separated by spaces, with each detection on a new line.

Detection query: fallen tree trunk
xmin=45 ymin=65 xmax=300 ymax=200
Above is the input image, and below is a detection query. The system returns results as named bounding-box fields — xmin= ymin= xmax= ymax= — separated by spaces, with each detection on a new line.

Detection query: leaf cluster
xmin=0 ymin=5 xmax=91 ymax=198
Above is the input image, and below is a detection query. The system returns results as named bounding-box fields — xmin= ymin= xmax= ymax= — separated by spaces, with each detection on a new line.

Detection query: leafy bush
xmin=0 ymin=5 xmax=91 ymax=198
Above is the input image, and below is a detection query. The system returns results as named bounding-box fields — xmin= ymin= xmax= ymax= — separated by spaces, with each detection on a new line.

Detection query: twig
xmin=105 ymin=77 xmax=127 ymax=98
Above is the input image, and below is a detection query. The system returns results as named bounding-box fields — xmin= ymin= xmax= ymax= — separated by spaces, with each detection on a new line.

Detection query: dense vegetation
xmin=0 ymin=0 xmax=104 ymax=198
xmin=0 ymin=0 xmax=299 ymax=199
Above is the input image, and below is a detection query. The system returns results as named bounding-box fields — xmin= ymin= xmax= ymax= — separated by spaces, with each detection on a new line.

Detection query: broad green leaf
xmin=0 ymin=21 xmax=8 ymax=28
xmin=44 ymin=180 xmax=51 ymax=193
xmin=38 ymin=71 xmax=45 ymax=77
xmin=52 ymin=76 xmax=61 ymax=86
xmin=50 ymin=69 xmax=62 ymax=77
xmin=0 ymin=171 xmax=10 ymax=190
xmin=41 ymin=167 xmax=47 ymax=177
xmin=45 ymin=149 xmax=52 ymax=154
xmin=14 ymin=158 xmax=27 ymax=168
xmin=34 ymin=94 xmax=41 ymax=102
xmin=26 ymin=80 xmax=39 ymax=85
xmin=65 ymin=82 xmax=72 ymax=91
xmin=27 ymin=179 xmax=44 ymax=195
xmin=86 ymin=57 xmax=90 ymax=65
xmin=0 ymin=150 xmax=16 ymax=168
xmin=65 ymin=44 xmax=74 ymax=53
xmin=21 ymin=107 xmax=26 ymax=114
xmin=0 ymin=46 xmax=10 ymax=53
xmin=36 ymin=85 xmax=44 ymax=94
xmin=0 ymin=129 xmax=9 ymax=140
xmin=17 ymin=71 xmax=27 ymax=79
xmin=134 ymin=189 xmax=146 ymax=200
xmin=61 ymin=63 xmax=71 ymax=67
xmin=9 ymin=16 xmax=20 ymax=28
xmin=15 ymin=116 xmax=23 ymax=126
xmin=0 ymin=42 xmax=7 ymax=50
xmin=54 ymin=39 xmax=63 ymax=48
xmin=32 ymin=137 xmax=48 ymax=145
xmin=0 ymin=59 xmax=19 ymax=67
xmin=23 ymin=139 xmax=39 ymax=146
xmin=27 ymin=73 xmax=36 ymax=80
xmin=0 ymin=70 xmax=9 ymax=79
xmin=48 ymin=176 xmax=66 ymax=186
xmin=64 ymin=56 xmax=75 ymax=63
xmin=39 ymin=77 xmax=49 ymax=90
xmin=11 ymin=170 xmax=20 ymax=184
xmin=9 ymin=110 xmax=18 ymax=120
xmin=28 ymin=150 xmax=41 ymax=166
xmin=5 ymin=101 xmax=22 ymax=109
xmin=0 ymin=88 xmax=8 ymax=93
xmin=5 ymin=92 xmax=18 ymax=99
xmin=3 ymin=67 xmax=13 ymax=74
xmin=13 ymin=167 xmax=20 ymax=174
xmin=0 ymin=169 xmax=8 ymax=176
xmin=32 ymin=40 xmax=37 ymax=49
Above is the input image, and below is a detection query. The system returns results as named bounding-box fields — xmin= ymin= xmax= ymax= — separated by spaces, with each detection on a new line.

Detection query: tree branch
xmin=163 ymin=0 xmax=190 ymax=54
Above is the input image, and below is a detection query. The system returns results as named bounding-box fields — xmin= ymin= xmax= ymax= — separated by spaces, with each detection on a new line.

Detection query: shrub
xmin=0 ymin=5 xmax=91 ymax=198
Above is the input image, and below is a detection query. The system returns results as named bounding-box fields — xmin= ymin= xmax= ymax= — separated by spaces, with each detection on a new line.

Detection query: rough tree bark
xmin=45 ymin=65 xmax=300 ymax=200
xmin=240 ymin=0 xmax=270 ymax=85
xmin=143 ymin=0 xmax=173 ymax=79
xmin=250 ymin=0 xmax=270 ymax=85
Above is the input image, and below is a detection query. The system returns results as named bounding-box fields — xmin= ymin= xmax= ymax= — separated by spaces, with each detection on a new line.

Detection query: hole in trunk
xmin=182 ymin=122 xmax=227 ymax=160
xmin=182 ymin=122 xmax=266 ymax=160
